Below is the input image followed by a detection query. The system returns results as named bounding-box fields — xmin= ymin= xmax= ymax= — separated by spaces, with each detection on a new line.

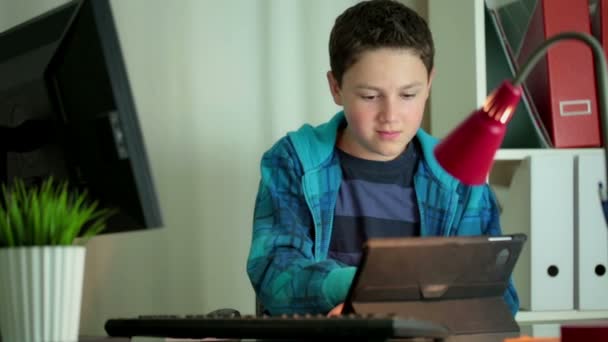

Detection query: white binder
xmin=574 ymin=153 xmax=608 ymax=310
xmin=499 ymin=154 xmax=574 ymax=311
xmin=520 ymin=324 xmax=561 ymax=338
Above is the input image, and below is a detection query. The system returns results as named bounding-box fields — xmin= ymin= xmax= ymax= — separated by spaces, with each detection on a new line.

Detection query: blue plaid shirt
xmin=247 ymin=111 xmax=519 ymax=316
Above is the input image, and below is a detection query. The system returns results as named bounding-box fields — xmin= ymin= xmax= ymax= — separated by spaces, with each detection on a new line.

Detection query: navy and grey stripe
xmin=329 ymin=140 xmax=421 ymax=266
xmin=335 ymin=181 xmax=419 ymax=222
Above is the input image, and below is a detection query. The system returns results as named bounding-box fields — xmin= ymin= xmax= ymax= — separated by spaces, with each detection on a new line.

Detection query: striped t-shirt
xmin=328 ymin=140 xmax=421 ymax=266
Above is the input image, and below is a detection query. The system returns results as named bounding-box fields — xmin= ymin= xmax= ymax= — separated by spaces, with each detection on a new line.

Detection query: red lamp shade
xmin=433 ymin=81 xmax=523 ymax=185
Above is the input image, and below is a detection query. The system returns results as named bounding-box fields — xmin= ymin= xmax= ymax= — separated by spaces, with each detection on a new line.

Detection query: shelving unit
xmin=495 ymin=148 xmax=603 ymax=161
xmin=426 ymin=2 xmax=608 ymax=336
xmin=516 ymin=310 xmax=608 ymax=325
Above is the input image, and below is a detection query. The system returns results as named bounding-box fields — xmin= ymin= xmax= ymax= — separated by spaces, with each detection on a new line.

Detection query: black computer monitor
xmin=0 ymin=0 xmax=163 ymax=234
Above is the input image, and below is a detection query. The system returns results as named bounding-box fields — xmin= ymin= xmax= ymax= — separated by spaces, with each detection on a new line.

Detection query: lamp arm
xmin=512 ymin=32 xmax=608 ymax=223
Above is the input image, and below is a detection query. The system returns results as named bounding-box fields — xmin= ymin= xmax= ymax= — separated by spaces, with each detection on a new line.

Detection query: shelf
xmin=494 ymin=148 xmax=603 ymax=161
xmin=516 ymin=310 xmax=608 ymax=325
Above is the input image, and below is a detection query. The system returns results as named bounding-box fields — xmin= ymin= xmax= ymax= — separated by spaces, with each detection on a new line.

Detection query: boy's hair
xmin=329 ymin=0 xmax=434 ymax=86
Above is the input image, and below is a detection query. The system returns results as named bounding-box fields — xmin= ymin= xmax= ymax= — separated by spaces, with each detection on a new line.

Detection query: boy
xmin=247 ymin=0 xmax=518 ymax=316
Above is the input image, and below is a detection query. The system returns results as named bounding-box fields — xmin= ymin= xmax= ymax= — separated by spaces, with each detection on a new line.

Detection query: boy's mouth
xmin=377 ymin=130 xmax=401 ymax=139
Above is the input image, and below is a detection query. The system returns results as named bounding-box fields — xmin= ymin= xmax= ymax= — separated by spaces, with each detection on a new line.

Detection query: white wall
xmin=0 ymin=0 xmax=426 ymax=336
xmin=427 ymin=0 xmax=486 ymax=138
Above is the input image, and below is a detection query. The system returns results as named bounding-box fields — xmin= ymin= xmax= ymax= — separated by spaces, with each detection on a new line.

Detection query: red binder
xmin=592 ymin=0 xmax=608 ymax=58
xmin=517 ymin=0 xmax=601 ymax=148
xmin=561 ymin=324 xmax=608 ymax=341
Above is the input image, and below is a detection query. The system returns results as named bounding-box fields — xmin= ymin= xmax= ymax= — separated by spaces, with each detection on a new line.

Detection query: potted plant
xmin=0 ymin=178 xmax=115 ymax=342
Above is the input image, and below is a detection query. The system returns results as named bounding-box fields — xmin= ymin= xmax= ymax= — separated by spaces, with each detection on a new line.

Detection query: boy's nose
xmin=378 ymin=99 xmax=398 ymax=123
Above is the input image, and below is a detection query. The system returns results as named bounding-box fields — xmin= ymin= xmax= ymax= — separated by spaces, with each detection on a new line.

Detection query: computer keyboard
xmin=105 ymin=314 xmax=450 ymax=340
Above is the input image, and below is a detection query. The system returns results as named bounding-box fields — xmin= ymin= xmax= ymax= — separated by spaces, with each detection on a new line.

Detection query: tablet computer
xmin=344 ymin=234 xmax=527 ymax=337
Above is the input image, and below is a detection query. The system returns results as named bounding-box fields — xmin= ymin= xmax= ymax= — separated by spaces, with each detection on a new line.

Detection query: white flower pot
xmin=0 ymin=246 xmax=86 ymax=342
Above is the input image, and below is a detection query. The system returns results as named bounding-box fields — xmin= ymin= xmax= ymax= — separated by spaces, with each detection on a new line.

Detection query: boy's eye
xmin=401 ymin=93 xmax=416 ymax=99
xmin=360 ymin=94 xmax=377 ymax=100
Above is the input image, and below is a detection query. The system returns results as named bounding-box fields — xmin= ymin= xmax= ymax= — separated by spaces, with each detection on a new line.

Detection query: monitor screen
xmin=0 ymin=0 xmax=163 ymax=234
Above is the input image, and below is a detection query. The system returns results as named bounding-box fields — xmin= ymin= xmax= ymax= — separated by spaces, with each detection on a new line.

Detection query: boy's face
xmin=327 ymin=48 xmax=434 ymax=161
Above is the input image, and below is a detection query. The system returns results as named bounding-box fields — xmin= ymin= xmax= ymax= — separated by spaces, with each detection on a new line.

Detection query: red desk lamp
xmin=434 ymin=32 xmax=608 ymax=225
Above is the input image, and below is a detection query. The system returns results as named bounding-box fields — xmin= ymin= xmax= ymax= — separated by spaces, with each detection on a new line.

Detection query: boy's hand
xmin=327 ymin=303 xmax=344 ymax=317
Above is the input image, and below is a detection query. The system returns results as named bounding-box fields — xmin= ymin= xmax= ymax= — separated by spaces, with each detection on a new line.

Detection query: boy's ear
xmin=425 ymin=68 xmax=436 ymax=101
xmin=326 ymin=71 xmax=343 ymax=106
